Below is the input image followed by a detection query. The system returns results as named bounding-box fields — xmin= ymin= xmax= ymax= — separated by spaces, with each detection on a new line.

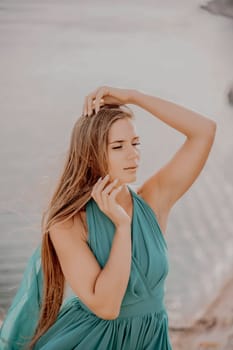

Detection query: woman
xmin=0 ymin=86 xmax=216 ymax=349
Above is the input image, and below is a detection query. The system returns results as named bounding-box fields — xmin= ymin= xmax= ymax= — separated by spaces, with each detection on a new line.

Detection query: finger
xmin=82 ymin=96 xmax=89 ymax=117
xmin=87 ymin=95 xmax=94 ymax=117
xmin=95 ymin=174 xmax=110 ymax=199
xmin=96 ymin=174 xmax=110 ymax=192
xmin=108 ymin=185 xmax=123 ymax=202
xmin=94 ymin=174 xmax=110 ymax=206
xmin=83 ymin=87 xmax=100 ymax=116
xmin=101 ymin=178 xmax=119 ymax=208
xmin=94 ymin=92 xmax=104 ymax=114
xmin=102 ymin=178 xmax=118 ymax=195
xmin=91 ymin=98 xmax=104 ymax=113
xmin=91 ymin=175 xmax=105 ymax=195
xmin=87 ymin=91 xmax=99 ymax=116
xmin=91 ymin=177 xmax=102 ymax=198
xmin=92 ymin=176 xmax=102 ymax=190
xmin=100 ymin=98 xmax=105 ymax=106
xmin=89 ymin=87 xmax=103 ymax=115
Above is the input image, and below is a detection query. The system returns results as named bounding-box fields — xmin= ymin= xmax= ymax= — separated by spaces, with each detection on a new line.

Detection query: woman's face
xmin=107 ymin=118 xmax=141 ymax=185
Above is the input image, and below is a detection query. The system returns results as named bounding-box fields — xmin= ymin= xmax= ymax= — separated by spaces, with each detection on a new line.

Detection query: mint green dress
xmin=0 ymin=186 xmax=173 ymax=349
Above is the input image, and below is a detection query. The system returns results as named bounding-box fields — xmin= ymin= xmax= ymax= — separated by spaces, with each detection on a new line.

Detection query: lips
xmin=124 ymin=166 xmax=138 ymax=170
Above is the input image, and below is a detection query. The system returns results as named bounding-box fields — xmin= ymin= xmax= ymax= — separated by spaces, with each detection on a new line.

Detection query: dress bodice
xmin=84 ymin=185 xmax=169 ymax=317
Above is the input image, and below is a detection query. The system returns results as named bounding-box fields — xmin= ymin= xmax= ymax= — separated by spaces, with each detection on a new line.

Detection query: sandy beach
xmin=170 ymin=277 xmax=233 ymax=349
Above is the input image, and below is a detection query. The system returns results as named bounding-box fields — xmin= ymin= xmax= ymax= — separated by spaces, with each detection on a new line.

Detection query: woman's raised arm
xmin=131 ymin=90 xmax=217 ymax=222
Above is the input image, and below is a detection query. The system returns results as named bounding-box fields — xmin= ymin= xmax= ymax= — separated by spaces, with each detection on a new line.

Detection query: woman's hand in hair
xmin=83 ymin=86 xmax=136 ymax=117
xmin=91 ymin=175 xmax=131 ymax=228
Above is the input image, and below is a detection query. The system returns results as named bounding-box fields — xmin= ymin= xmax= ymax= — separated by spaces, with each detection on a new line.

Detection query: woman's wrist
xmin=115 ymin=221 xmax=131 ymax=231
xmin=128 ymin=89 xmax=142 ymax=105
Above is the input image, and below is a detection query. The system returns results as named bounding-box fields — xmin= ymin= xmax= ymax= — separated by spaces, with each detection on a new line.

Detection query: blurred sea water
xmin=0 ymin=0 xmax=233 ymax=327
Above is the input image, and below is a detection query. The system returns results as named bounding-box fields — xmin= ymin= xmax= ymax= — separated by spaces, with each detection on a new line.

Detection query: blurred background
xmin=0 ymin=0 xmax=233 ymax=349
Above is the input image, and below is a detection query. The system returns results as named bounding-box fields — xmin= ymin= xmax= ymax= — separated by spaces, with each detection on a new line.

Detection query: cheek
xmin=108 ymin=151 xmax=122 ymax=169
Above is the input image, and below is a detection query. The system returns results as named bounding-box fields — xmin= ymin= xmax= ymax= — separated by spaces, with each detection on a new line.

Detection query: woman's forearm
xmin=130 ymin=90 xmax=216 ymax=138
xmin=93 ymin=223 xmax=132 ymax=319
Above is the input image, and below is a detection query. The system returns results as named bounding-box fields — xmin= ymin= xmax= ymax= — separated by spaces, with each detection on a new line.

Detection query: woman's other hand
xmin=91 ymin=174 xmax=131 ymax=228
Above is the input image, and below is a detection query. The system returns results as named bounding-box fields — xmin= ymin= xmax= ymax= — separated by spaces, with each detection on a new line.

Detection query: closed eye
xmin=112 ymin=142 xmax=141 ymax=149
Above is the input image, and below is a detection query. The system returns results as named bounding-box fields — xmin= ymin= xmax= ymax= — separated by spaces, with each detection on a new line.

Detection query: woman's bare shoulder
xmin=74 ymin=208 xmax=88 ymax=242
xmin=49 ymin=208 xmax=88 ymax=242
xmin=135 ymin=185 xmax=168 ymax=235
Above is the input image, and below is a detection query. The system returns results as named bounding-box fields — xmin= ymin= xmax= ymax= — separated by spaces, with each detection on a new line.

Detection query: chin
xmin=123 ymin=174 xmax=138 ymax=184
xmin=112 ymin=172 xmax=137 ymax=184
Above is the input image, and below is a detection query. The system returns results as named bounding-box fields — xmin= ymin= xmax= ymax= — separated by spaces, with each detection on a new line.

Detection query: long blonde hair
xmin=29 ymin=104 xmax=134 ymax=348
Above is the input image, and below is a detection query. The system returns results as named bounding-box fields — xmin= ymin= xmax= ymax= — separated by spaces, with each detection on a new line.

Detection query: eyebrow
xmin=109 ymin=136 xmax=140 ymax=144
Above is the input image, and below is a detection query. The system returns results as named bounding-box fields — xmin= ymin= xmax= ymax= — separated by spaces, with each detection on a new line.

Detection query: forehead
xmin=108 ymin=118 xmax=138 ymax=140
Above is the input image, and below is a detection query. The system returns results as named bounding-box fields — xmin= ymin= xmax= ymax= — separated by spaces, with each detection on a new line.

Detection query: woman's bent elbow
xmin=95 ymin=305 xmax=120 ymax=320
xmin=85 ymin=296 xmax=121 ymax=320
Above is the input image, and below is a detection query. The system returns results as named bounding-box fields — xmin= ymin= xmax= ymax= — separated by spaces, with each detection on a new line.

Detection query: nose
xmin=127 ymin=144 xmax=140 ymax=160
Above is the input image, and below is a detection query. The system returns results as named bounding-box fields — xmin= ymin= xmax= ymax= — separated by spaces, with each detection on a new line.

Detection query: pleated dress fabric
xmin=0 ymin=186 xmax=173 ymax=350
